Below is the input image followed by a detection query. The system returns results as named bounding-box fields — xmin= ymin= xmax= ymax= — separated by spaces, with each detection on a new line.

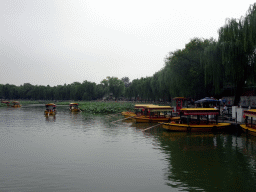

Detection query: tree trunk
xmin=233 ymin=81 xmax=244 ymax=106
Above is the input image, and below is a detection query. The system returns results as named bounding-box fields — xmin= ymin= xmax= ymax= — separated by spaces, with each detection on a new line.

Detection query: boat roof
xmin=145 ymin=105 xmax=173 ymax=112
xmin=12 ymin=101 xmax=20 ymax=103
xmin=173 ymin=97 xmax=186 ymax=100
xmin=69 ymin=103 xmax=78 ymax=105
xmin=195 ymin=97 xmax=220 ymax=104
xmin=180 ymin=108 xmax=219 ymax=115
xmin=134 ymin=104 xmax=156 ymax=108
xmin=46 ymin=103 xmax=56 ymax=106
xmin=244 ymin=109 xmax=256 ymax=117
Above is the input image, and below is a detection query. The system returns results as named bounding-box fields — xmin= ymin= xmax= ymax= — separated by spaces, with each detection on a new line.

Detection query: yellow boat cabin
xmin=121 ymin=104 xmax=156 ymax=118
xmin=44 ymin=103 xmax=56 ymax=116
xmin=69 ymin=103 xmax=81 ymax=112
xmin=161 ymin=108 xmax=231 ymax=132
xmin=134 ymin=105 xmax=178 ymax=123
xmin=11 ymin=101 xmax=21 ymax=108
xmin=240 ymin=109 xmax=256 ymax=136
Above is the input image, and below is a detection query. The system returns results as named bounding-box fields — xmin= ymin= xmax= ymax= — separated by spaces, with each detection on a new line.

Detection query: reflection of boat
xmin=134 ymin=105 xmax=179 ymax=123
xmin=11 ymin=101 xmax=21 ymax=108
xmin=45 ymin=115 xmax=56 ymax=122
xmin=162 ymin=108 xmax=230 ymax=132
xmin=69 ymin=103 xmax=81 ymax=112
xmin=44 ymin=103 xmax=56 ymax=116
xmin=240 ymin=109 xmax=256 ymax=136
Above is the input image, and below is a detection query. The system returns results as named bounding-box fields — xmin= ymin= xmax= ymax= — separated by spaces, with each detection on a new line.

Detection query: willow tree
xmin=217 ymin=3 xmax=256 ymax=105
xmin=203 ymin=40 xmax=225 ymax=96
xmin=164 ymin=38 xmax=211 ymax=99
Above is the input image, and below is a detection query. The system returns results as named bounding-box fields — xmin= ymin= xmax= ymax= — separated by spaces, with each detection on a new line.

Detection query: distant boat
xmin=161 ymin=108 xmax=230 ymax=132
xmin=44 ymin=103 xmax=56 ymax=116
xmin=69 ymin=103 xmax=81 ymax=112
xmin=1 ymin=100 xmax=10 ymax=106
xmin=11 ymin=101 xmax=21 ymax=108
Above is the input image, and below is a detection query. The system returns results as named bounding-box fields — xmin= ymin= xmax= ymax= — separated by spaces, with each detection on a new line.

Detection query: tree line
xmin=1 ymin=3 xmax=256 ymax=105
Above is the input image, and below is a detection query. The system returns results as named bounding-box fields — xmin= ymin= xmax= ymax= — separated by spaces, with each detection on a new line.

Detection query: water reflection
xmin=45 ymin=115 xmax=56 ymax=122
xmin=155 ymin=130 xmax=256 ymax=191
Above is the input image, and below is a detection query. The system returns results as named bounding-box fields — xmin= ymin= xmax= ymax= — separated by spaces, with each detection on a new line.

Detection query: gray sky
xmin=1 ymin=0 xmax=255 ymax=86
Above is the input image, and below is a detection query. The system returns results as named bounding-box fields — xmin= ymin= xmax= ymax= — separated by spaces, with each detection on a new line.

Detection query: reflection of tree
xmin=156 ymin=132 xmax=256 ymax=191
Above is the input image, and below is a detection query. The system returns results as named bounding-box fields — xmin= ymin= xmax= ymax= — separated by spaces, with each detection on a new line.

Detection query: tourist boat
xmin=44 ymin=103 xmax=56 ymax=116
xmin=161 ymin=108 xmax=231 ymax=132
xmin=11 ymin=101 xmax=21 ymax=108
xmin=1 ymin=100 xmax=10 ymax=106
xmin=240 ymin=109 xmax=256 ymax=136
xmin=134 ymin=105 xmax=179 ymax=123
xmin=121 ymin=104 xmax=156 ymax=118
xmin=69 ymin=103 xmax=81 ymax=112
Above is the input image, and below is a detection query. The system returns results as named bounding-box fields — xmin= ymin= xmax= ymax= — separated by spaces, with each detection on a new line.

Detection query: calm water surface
xmin=1 ymin=105 xmax=256 ymax=192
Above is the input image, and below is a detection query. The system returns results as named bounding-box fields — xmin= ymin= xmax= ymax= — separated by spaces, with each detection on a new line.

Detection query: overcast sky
xmin=1 ymin=0 xmax=255 ymax=86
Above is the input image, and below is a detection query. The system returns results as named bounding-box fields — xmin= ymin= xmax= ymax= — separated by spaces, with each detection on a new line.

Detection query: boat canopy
xmin=173 ymin=97 xmax=186 ymax=100
xmin=145 ymin=105 xmax=173 ymax=112
xmin=244 ymin=109 xmax=256 ymax=117
xmin=180 ymin=108 xmax=219 ymax=116
xmin=134 ymin=104 xmax=156 ymax=108
xmin=46 ymin=103 xmax=56 ymax=107
xmin=69 ymin=103 xmax=78 ymax=106
xmin=195 ymin=97 xmax=220 ymax=104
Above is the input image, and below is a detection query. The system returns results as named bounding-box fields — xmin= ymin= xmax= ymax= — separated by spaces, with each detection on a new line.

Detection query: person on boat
xmin=222 ymin=105 xmax=227 ymax=115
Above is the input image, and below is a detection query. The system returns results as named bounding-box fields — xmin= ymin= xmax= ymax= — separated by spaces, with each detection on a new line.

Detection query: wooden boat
xmin=121 ymin=104 xmax=156 ymax=118
xmin=161 ymin=108 xmax=231 ymax=132
xmin=44 ymin=103 xmax=56 ymax=116
xmin=69 ymin=103 xmax=81 ymax=112
xmin=11 ymin=101 xmax=21 ymax=108
xmin=240 ymin=109 xmax=256 ymax=136
xmin=134 ymin=105 xmax=179 ymax=123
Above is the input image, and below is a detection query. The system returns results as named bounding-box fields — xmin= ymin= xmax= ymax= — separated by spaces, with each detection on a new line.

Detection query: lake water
xmin=1 ymin=104 xmax=256 ymax=192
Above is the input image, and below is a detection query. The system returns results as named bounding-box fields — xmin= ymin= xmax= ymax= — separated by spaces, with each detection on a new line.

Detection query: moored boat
xmin=161 ymin=108 xmax=231 ymax=132
xmin=69 ymin=103 xmax=81 ymax=112
xmin=134 ymin=105 xmax=179 ymax=123
xmin=240 ymin=109 xmax=256 ymax=136
xmin=121 ymin=104 xmax=156 ymax=118
xmin=44 ymin=103 xmax=56 ymax=116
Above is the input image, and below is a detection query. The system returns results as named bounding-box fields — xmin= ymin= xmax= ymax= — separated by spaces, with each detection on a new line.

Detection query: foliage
xmin=78 ymin=101 xmax=134 ymax=113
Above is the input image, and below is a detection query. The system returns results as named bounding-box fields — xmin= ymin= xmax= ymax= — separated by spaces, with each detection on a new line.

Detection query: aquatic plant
xmin=78 ymin=101 xmax=135 ymax=114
